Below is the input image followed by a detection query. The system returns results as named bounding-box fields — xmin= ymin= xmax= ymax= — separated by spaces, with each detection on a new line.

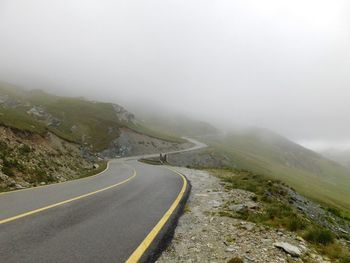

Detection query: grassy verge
xmin=211 ymin=168 xmax=350 ymax=263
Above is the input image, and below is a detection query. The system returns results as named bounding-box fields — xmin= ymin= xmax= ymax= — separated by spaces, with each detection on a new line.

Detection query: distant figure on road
xmin=159 ymin=153 xmax=167 ymax=163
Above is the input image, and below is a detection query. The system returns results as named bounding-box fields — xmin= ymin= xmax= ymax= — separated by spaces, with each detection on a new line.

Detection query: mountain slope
xmin=137 ymin=112 xmax=350 ymax=211
xmin=0 ymin=83 xmax=184 ymax=152
xmin=203 ymin=128 xmax=350 ymax=211
xmin=321 ymin=148 xmax=350 ymax=168
xmin=138 ymin=114 xmax=219 ymax=138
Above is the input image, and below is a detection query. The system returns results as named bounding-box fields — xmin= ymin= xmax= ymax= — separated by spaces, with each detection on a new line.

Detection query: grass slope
xmin=0 ymin=107 xmax=47 ymax=134
xmin=140 ymin=114 xmax=219 ymax=137
xmin=204 ymin=128 xmax=350 ymax=211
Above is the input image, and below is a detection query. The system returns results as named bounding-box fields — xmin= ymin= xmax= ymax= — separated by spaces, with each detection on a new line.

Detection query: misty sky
xmin=0 ymin=0 xmax=349 ymax=148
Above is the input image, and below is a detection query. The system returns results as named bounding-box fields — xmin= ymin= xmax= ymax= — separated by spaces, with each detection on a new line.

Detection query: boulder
xmin=209 ymin=200 xmax=222 ymax=208
xmin=242 ymin=223 xmax=255 ymax=231
xmin=273 ymin=242 xmax=302 ymax=257
xmin=245 ymin=201 xmax=259 ymax=209
xmin=230 ymin=204 xmax=248 ymax=213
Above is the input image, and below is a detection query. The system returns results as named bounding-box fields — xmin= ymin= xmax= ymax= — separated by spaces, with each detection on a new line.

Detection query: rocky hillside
xmin=0 ymin=126 xmax=101 ymax=191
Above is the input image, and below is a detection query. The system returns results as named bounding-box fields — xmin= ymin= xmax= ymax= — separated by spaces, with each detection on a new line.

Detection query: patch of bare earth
xmin=157 ymin=168 xmax=328 ymax=263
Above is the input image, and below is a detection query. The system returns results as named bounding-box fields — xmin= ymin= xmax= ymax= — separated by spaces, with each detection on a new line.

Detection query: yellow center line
xmin=125 ymin=166 xmax=187 ymax=263
xmin=0 ymin=165 xmax=137 ymax=225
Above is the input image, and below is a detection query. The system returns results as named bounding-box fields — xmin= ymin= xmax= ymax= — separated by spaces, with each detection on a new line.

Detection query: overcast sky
xmin=0 ymin=0 xmax=349 ymax=148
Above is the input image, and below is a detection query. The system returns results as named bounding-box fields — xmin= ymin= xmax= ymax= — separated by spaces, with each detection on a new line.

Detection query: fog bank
xmin=0 ymin=0 xmax=349 ymax=147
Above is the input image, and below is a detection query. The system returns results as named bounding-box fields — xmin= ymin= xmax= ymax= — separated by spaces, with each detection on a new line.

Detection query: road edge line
xmin=125 ymin=166 xmax=188 ymax=263
xmin=0 ymin=165 xmax=136 ymax=225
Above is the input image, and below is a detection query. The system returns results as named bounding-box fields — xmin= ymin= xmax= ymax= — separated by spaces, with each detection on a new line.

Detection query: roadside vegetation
xmin=211 ymin=168 xmax=350 ymax=263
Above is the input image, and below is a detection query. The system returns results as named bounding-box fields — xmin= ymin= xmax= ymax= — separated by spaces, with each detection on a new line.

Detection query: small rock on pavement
xmin=273 ymin=242 xmax=302 ymax=257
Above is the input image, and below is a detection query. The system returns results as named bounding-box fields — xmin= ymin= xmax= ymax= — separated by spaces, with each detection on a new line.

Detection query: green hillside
xmin=0 ymin=83 xmax=183 ymax=151
xmin=204 ymin=128 xmax=350 ymax=211
xmin=132 ymin=110 xmax=350 ymax=212
xmin=322 ymin=148 xmax=350 ymax=168
xmin=139 ymin=114 xmax=219 ymax=138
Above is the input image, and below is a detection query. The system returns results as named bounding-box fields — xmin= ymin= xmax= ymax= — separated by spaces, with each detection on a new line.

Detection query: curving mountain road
xmin=0 ymin=138 xmax=206 ymax=263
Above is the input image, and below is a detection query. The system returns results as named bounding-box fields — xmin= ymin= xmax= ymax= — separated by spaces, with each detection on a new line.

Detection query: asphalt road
xmin=0 ymin=138 xmax=206 ymax=263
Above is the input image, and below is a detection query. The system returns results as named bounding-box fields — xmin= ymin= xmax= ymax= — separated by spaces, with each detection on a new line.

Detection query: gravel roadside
xmin=156 ymin=167 xmax=328 ymax=263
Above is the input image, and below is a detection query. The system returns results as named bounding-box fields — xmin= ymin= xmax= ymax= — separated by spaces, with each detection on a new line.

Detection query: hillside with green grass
xmin=0 ymin=83 xmax=183 ymax=151
xmin=139 ymin=114 xmax=219 ymax=138
xmin=203 ymin=128 xmax=350 ymax=211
